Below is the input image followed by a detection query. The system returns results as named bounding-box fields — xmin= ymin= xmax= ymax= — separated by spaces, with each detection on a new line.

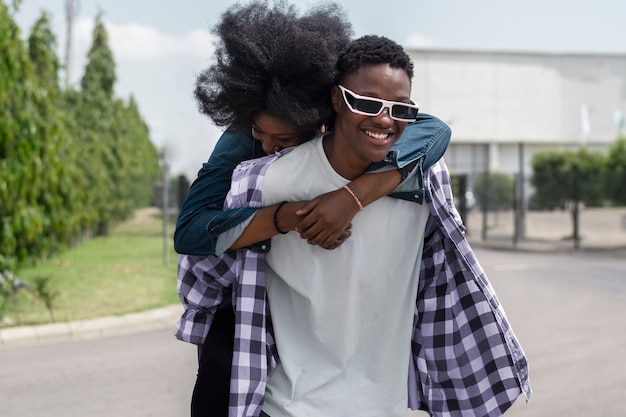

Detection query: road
xmin=0 ymin=328 xmax=198 ymax=417
xmin=1 ymin=248 xmax=625 ymax=417
xmin=475 ymin=248 xmax=626 ymax=417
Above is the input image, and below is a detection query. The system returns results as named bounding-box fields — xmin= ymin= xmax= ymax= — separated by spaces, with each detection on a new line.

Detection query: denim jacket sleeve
xmin=173 ymin=128 xmax=266 ymax=256
xmin=175 ymin=114 xmax=450 ymax=256
xmin=369 ymin=112 xmax=451 ymax=175
xmin=369 ymin=112 xmax=451 ymax=202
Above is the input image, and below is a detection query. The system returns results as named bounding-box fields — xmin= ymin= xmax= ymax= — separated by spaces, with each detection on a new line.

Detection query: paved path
xmin=3 ymin=248 xmax=626 ymax=416
xmin=0 ymin=328 xmax=197 ymax=417
xmin=473 ymin=249 xmax=626 ymax=417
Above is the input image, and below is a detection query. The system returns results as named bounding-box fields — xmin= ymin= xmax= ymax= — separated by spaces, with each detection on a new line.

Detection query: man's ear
xmin=330 ymin=85 xmax=342 ymax=113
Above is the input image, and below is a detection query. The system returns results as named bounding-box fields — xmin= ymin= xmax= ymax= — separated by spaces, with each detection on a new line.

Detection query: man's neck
xmin=321 ymin=133 xmax=370 ymax=180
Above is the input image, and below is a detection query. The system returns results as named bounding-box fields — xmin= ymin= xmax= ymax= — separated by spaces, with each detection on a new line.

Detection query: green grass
xmin=6 ymin=208 xmax=180 ymax=326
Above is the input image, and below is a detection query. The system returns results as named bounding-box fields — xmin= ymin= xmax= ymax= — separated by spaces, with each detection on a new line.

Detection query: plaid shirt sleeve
xmin=410 ymin=158 xmax=531 ymax=416
xmin=175 ymin=150 xmax=286 ymax=417
xmin=225 ymin=152 xmax=286 ymax=417
xmin=175 ymin=252 xmax=240 ymax=344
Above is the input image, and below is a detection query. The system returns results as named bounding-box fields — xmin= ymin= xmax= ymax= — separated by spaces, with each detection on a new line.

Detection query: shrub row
xmin=1 ymin=4 xmax=161 ymax=272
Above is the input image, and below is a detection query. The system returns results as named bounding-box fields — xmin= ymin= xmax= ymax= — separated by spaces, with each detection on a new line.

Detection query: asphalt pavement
xmin=2 ymin=208 xmax=625 ymax=416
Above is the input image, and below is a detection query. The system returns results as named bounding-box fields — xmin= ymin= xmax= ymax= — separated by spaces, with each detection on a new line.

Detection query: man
xmin=219 ymin=35 xmax=530 ymax=417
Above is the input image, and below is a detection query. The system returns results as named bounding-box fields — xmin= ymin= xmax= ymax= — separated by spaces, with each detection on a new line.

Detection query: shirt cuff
xmin=214 ymin=214 xmax=255 ymax=254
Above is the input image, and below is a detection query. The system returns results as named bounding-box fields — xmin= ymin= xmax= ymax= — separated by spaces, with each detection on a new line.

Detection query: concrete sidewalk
xmin=466 ymin=207 xmax=626 ymax=255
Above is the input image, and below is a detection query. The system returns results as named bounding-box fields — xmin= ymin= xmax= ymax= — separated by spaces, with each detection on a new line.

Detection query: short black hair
xmin=335 ymin=35 xmax=414 ymax=84
xmin=194 ymin=0 xmax=353 ymax=132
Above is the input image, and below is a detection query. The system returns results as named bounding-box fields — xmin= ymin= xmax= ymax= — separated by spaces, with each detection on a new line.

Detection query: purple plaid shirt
xmin=176 ymin=150 xmax=531 ymax=417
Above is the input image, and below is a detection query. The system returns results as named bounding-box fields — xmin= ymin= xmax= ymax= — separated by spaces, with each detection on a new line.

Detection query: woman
xmin=174 ymin=2 xmax=451 ymax=416
xmin=174 ymin=0 xmax=450 ymax=256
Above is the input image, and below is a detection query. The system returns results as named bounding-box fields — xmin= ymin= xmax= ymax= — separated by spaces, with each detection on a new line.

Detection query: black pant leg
xmin=191 ymin=307 xmax=236 ymax=417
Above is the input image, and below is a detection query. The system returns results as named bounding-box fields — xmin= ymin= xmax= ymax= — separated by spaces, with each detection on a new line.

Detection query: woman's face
xmin=251 ymin=112 xmax=315 ymax=154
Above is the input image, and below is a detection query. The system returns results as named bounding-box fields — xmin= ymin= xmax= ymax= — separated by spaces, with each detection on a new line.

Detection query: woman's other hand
xmin=295 ymin=188 xmax=359 ymax=248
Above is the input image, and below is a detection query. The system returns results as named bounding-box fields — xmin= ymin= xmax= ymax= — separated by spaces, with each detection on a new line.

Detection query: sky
xmin=11 ymin=0 xmax=626 ymax=179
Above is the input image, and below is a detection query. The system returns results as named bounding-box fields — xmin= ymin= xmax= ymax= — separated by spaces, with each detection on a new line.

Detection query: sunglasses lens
xmin=354 ymin=98 xmax=383 ymax=115
xmin=391 ymin=105 xmax=419 ymax=121
xmin=344 ymin=90 xmax=381 ymax=116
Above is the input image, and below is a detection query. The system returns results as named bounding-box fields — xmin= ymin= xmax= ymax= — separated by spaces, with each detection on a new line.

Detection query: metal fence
xmin=452 ymin=173 xmax=626 ymax=251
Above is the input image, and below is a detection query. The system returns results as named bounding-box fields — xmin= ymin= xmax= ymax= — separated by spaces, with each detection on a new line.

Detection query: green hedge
xmin=0 ymin=4 xmax=160 ymax=272
xmin=531 ymin=137 xmax=626 ymax=209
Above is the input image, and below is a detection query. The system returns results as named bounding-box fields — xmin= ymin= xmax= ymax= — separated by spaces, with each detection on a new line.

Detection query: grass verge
xmin=5 ymin=208 xmax=180 ymax=327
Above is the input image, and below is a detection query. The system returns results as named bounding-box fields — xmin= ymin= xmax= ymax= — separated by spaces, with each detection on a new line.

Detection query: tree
xmin=473 ymin=171 xmax=514 ymax=211
xmin=1 ymin=4 xmax=160 ymax=272
xmin=80 ymin=12 xmax=116 ymax=100
xmin=72 ymin=12 xmax=119 ymax=235
xmin=1 ymin=1 xmax=42 ymax=267
xmin=605 ymin=136 xmax=626 ymax=205
xmin=111 ymin=96 xmax=161 ymax=210
xmin=530 ymin=149 xmax=606 ymax=209
xmin=27 ymin=11 xmax=82 ymax=254
xmin=531 ymin=148 xmax=607 ymax=245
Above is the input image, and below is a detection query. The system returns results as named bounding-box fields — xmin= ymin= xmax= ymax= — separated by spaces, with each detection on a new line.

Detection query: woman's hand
xmin=317 ymin=225 xmax=352 ymax=250
xmin=295 ymin=188 xmax=360 ymax=248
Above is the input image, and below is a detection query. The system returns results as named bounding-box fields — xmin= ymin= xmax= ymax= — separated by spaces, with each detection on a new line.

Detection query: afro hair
xmin=194 ymin=0 xmax=353 ymax=132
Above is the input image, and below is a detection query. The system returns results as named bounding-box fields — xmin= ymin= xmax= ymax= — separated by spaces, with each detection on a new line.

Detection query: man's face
xmin=331 ymin=64 xmax=413 ymax=175
xmin=251 ymin=112 xmax=315 ymax=155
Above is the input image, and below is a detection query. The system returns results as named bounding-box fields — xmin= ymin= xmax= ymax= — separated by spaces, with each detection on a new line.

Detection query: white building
xmin=407 ymin=48 xmax=626 ymax=183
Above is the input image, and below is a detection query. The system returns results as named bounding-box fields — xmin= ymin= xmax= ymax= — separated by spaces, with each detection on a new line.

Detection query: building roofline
xmin=404 ymin=45 xmax=626 ymax=59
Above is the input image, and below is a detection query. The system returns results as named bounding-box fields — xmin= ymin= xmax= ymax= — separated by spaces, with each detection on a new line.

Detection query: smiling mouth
xmin=364 ymin=130 xmax=391 ymax=141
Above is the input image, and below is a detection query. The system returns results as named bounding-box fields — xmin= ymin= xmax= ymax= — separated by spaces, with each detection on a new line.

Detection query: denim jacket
xmin=174 ymin=113 xmax=451 ymax=256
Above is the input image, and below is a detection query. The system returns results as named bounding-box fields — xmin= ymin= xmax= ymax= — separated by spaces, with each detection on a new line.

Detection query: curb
xmin=0 ymin=304 xmax=182 ymax=348
xmin=468 ymin=237 xmax=626 ymax=257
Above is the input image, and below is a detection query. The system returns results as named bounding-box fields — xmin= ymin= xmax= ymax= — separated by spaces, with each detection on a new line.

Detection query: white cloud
xmin=69 ymin=17 xmax=214 ymax=61
xmin=61 ymin=17 xmax=219 ymax=178
xmin=107 ymin=22 xmax=214 ymax=60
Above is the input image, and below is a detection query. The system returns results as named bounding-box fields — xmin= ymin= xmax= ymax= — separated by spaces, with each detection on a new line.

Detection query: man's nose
xmin=372 ymin=107 xmax=393 ymax=124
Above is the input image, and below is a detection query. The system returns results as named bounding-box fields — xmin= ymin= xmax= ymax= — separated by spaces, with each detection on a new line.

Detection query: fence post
xmin=513 ymin=143 xmax=526 ymax=245
xmin=573 ymin=168 xmax=581 ymax=250
xmin=161 ymin=150 xmax=170 ymax=266
xmin=481 ymin=171 xmax=489 ymax=241
xmin=458 ymin=175 xmax=468 ymax=232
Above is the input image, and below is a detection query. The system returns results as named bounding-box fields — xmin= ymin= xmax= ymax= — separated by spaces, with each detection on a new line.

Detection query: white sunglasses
xmin=338 ymin=85 xmax=419 ymax=122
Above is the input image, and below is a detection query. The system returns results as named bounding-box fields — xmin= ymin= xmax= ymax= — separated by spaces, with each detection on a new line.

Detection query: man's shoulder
xmin=236 ymin=135 xmax=322 ymax=170
xmin=269 ymin=136 xmax=322 ymax=167
xmin=232 ymin=135 xmax=324 ymax=190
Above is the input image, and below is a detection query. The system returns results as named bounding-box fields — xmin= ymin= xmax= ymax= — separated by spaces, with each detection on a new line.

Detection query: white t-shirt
xmin=261 ymin=136 xmax=429 ymax=417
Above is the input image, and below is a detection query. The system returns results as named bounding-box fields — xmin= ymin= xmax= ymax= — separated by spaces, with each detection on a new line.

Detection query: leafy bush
xmin=473 ymin=171 xmax=514 ymax=211
xmin=531 ymin=148 xmax=607 ymax=209
xmin=605 ymin=137 xmax=626 ymax=205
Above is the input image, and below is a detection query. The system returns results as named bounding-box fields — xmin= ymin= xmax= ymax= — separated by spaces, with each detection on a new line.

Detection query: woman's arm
xmin=295 ymin=113 xmax=451 ymax=245
xmin=294 ymin=170 xmax=401 ymax=245
xmin=174 ymin=129 xmax=348 ymax=255
xmin=228 ymin=201 xmax=336 ymax=250
xmin=174 ymin=128 xmax=264 ymax=255
xmin=175 ymin=114 xmax=450 ymax=254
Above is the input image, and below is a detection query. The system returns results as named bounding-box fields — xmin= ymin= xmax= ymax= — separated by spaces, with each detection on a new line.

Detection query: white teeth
xmin=365 ymin=130 xmax=389 ymax=140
